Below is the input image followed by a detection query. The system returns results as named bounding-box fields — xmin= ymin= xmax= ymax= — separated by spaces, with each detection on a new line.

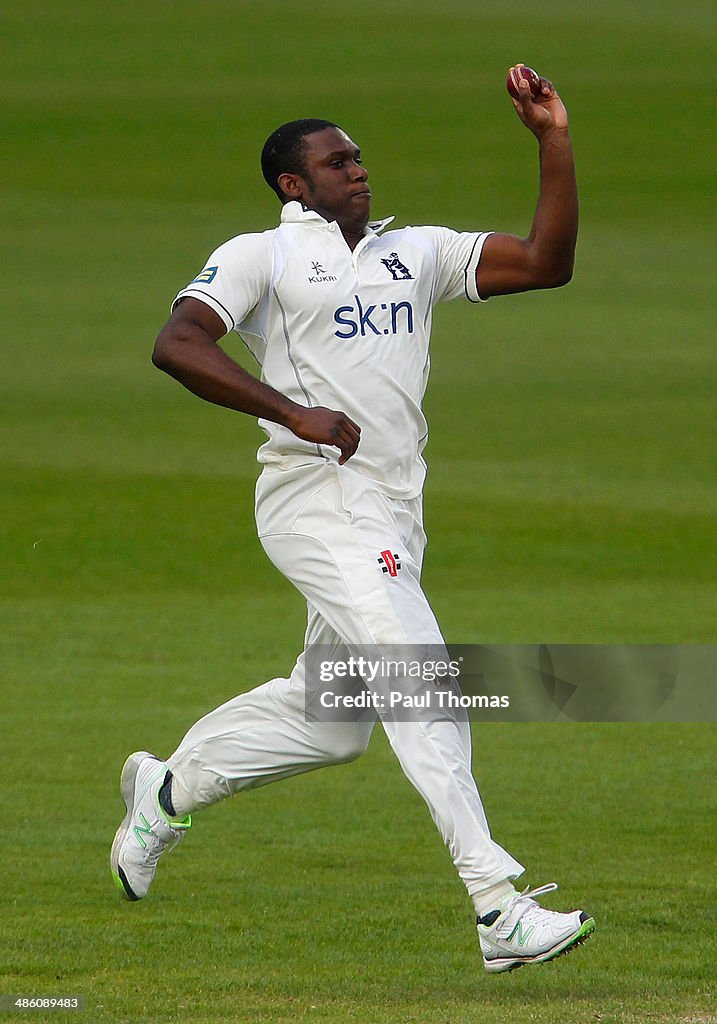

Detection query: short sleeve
xmin=418 ymin=226 xmax=493 ymax=304
xmin=171 ymin=232 xmax=273 ymax=333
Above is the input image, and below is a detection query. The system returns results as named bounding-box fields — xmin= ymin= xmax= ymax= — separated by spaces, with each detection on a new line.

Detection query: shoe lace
xmin=143 ymin=827 xmax=182 ymax=869
xmin=515 ymin=882 xmax=558 ymax=904
xmin=496 ymin=882 xmax=560 ymax=936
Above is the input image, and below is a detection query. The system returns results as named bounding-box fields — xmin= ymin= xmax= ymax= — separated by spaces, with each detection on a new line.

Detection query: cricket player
xmin=111 ymin=66 xmax=595 ymax=973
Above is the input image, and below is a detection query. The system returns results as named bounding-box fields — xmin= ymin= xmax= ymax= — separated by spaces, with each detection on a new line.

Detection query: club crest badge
xmin=380 ymin=252 xmax=413 ymax=280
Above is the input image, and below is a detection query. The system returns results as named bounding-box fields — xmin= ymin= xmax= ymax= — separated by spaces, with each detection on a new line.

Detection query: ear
xmin=277 ymin=171 xmax=306 ymax=202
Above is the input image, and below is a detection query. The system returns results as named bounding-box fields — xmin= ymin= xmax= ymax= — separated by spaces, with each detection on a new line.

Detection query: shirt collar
xmin=280 ymin=201 xmax=394 ymax=235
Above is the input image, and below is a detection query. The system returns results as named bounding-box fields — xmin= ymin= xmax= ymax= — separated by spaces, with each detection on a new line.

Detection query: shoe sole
xmin=484 ymin=916 xmax=596 ymax=974
xmin=109 ymin=750 xmax=159 ymax=901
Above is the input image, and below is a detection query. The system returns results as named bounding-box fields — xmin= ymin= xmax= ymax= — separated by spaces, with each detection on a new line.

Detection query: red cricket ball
xmin=506 ymin=65 xmax=542 ymax=100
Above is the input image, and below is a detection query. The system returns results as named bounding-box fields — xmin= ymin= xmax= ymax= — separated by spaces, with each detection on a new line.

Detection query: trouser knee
xmin=321 ymin=723 xmax=372 ymax=765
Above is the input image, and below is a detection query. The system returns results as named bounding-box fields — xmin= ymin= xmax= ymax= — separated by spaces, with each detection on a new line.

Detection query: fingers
xmin=508 ymin=63 xmax=555 ymax=106
xmin=288 ymin=405 xmax=361 ymax=463
xmin=333 ymin=415 xmax=361 ymax=464
xmin=507 ymin=63 xmax=567 ymax=135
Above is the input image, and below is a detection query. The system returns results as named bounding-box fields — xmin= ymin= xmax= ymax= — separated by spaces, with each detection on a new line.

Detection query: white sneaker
xmin=477 ymin=882 xmax=595 ymax=973
xmin=110 ymin=751 xmax=191 ymax=901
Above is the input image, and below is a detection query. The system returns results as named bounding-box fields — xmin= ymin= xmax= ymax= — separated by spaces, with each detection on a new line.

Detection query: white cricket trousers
xmin=167 ymin=460 xmax=523 ymax=897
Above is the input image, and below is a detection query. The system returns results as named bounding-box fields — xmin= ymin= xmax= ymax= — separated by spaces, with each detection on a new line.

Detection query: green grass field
xmin=2 ymin=2 xmax=716 ymax=1021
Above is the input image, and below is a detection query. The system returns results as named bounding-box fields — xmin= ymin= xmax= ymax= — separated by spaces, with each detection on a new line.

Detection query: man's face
xmin=283 ymin=127 xmax=371 ymax=238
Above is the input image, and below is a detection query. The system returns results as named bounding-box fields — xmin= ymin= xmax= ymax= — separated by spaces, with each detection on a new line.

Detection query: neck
xmin=340 ymin=226 xmax=364 ymax=251
xmin=294 ymin=200 xmax=368 ymax=251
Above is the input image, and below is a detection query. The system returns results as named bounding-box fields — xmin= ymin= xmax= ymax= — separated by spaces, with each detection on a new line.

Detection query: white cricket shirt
xmin=173 ymin=201 xmax=490 ymax=499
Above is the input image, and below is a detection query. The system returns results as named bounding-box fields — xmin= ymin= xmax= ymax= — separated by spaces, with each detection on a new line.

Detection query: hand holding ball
xmin=506 ymin=65 xmax=542 ymax=100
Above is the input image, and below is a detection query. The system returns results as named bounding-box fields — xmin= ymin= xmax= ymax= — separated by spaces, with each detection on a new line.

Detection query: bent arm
xmin=477 ymin=67 xmax=578 ymax=299
xmin=153 ymin=297 xmax=361 ymax=463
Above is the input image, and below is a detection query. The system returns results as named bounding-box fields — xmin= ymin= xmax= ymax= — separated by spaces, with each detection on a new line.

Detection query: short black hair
xmin=261 ymin=118 xmax=340 ymax=202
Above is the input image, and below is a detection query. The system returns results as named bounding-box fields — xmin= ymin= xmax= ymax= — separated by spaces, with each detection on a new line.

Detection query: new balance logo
xmin=133 ymin=813 xmax=153 ymax=849
xmin=378 ymin=551 xmax=402 ymax=577
xmin=507 ymin=921 xmax=536 ymax=947
xmin=380 ymin=252 xmax=413 ymax=280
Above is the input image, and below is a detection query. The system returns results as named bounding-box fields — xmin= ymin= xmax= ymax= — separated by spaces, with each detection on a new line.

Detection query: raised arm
xmin=476 ymin=65 xmax=578 ymax=299
xmin=152 ymin=297 xmax=361 ymax=464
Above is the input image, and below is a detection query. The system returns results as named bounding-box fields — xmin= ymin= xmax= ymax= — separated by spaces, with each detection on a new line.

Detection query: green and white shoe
xmin=477 ymin=882 xmax=595 ymax=973
xmin=110 ymin=751 xmax=191 ymax=901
